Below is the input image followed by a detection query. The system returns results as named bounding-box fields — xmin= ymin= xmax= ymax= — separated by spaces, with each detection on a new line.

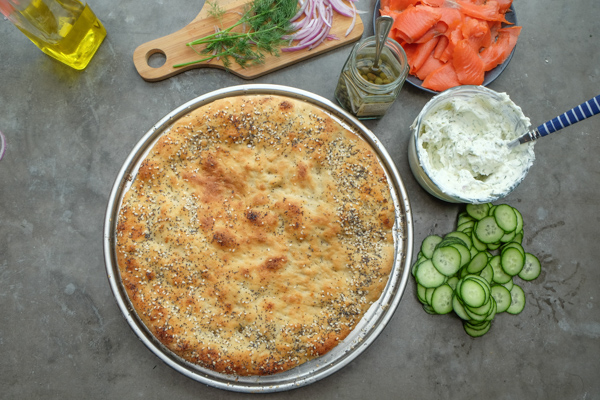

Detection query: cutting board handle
xmin=132 ymin=0 xmax=364 ymax=82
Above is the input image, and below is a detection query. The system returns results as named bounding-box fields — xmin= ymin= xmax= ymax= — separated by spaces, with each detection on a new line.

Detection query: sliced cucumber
xmin=489 ymin=255 xmax=512 ymax=284
xmin=432 ymin=245 xmax=462 ymax=276
xmin=500 ymin=247 xmax=525 ymax=276
xmin=460 ymin=279 xmax=488 ymax=308
xmin=501 ymin=242 xmax=525 ymax=257
xmin=474 ymin=216 xmax=504 ymax=244
xmin=447 ymin=276 xmax=459 ymax=290
xmin=450 ymin=243 xmax=471 ymax=268
xmin=471 ymin=229 xmax=487 ymax=251
xmin=421 ymin=234 xmax=443 ymax=259
xmin=464 ymin=321 xmax=491 ymax=337
xmin=466 ymin=251 xmax=489 ymax=274
xmin=457 ymin=212 xmax=475 ymax=227
xmin=506 ymin=284 xmax=526 ymax=315
xmin=412 ymin=202 xmax=541 ymax=338
xmin=493 ymin=204 xmax=518 ymax=232
xmin=479 ymin=263 xmax=494 ymax=285
xmin=417 ymin=283 xmax=428 ymax=304
xmin=491 ymin=285 xmax=511 ymax=313
xmin=431 ymin=284 xmax=454 ymax=314
xmin=452 ymin=295 xmax=470 ymax=320
xmin=423 ymin=304 xmax=437 ymax=315
xmin=415 ymin=259 xmax=446 ymax=288
xmin=466 ymin=203 xmax=490 ymax=220
xmin=457 ymin=220 xmax=476 ymax=232
xmin=426 ymin=287 xmax=435 ymax=305
xmin=519 ymin=253 xmax=541 ymax=281
xmin=445 ymin=231 xmax=473 ymax=249
xmin=514 ymin=208 xmax=524 ymax=233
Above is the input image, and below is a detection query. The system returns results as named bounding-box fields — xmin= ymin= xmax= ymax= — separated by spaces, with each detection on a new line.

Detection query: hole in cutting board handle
xmin=147 ymin=49 xmax=167 ymax=68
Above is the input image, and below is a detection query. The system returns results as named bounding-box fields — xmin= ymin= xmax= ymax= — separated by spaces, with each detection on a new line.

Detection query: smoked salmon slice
xmin=454 ymin=0 xmax=511 ymax=24
xmin=392 ymin=4 xmax=442 ymax=43
xmin=422 ymin=62 xmax=461 ymax=91
xmin=382 ymin=0 xmax=519 ymax=91
xmin=415 ymin=54 xmax=445 ymax=80
xmin=410 ymin=36 xmax=440 ymax=74
xmin=480 ymin=26 xmax=521 ymax=71
xmin=453 ymin=39 xmax=485 ymax=85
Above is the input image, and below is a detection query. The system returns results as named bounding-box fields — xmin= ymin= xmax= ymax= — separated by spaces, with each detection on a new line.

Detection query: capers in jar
xmin=358 ymin=61 xmax=395 ymax=85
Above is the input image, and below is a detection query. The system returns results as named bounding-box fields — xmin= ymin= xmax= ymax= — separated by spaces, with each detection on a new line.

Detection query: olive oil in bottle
xmin=2 ymin=0 xmax=106 ymax=70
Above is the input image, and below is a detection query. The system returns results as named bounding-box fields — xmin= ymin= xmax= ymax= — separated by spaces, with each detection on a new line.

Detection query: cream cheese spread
xmin=414 ymin=91 xmax=535 ymax=202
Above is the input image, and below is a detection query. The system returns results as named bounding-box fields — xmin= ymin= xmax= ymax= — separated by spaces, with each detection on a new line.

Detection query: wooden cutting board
xmin=133 ymin=0 xmax=364 ymax=81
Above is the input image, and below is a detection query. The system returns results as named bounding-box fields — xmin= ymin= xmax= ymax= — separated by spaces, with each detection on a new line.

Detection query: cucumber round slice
xmin=416 ymin=283 xmax=428 ymax=304
xmin=479 ymin=264 xmax=494 ymax=284
xmin=485 ymin=297 xmax=497 ymax=321
xmin=500 ymin=229 xmax=516 ymax=243
xmin=415 ymin=259 xmax=446 ymax=288
xmin=457 ymin=220 xmax=475 ymax=232
xmin=445 ymin=231 xmax=473 ymax=249
xmin=471 ymin=228 xmax=487 ymax=251
xmin=466 ymin=203 xmax=490 ymax=220
xmin=460 ymin=279 xmax=487 ymax=308
xmin=452 ymin=295 xmax=470 ymax=320
xmin=500 ymin=247 xmax=525 ymax=276
xmin=493 ymin=204 xmax=518 ymax=232
xmin=431 ymin=284 xmax=454 ymax=314
xmin=464 ymin=275 xmax=491 ymax=301
xmin=457 ymin=212 xmax=475 ymax=227
xmin=489 ymin=255 xmax=512 ymax=284
xmin=463 ymin=321 xmax=491 ymax=337
xmin=506 ymin=284 xmax=526 ymax=314
xmin=501 ymin=279 xmax=514 ymax=291
xmin=423 ymin=304 xmax=438 ymax=315
xmin=466 ymin=251 xmax=489 ymax=274
xmin=514 ymin=207 xmax=524 ymax=233
xmin=421 ymin=235 xmax=443 ymax=259
xmin=519 ymin=252 xmax=542 ymax=281
xmin=432 ymin=246 xmax=462 ymax=276
xmin=501 ymin=242 xmax=525 ymax=257
xmin=450 ymin=243 xmax=471 ymax=268
xmin=466 ymin=297 xmax=492 ymax=316
xmin=474 ymin=216 xmax=504 ymax=244
xmin=447 ymin=276 xmax=459 ymax=290
xmin=491 ymin=285 xmax=511 ymax=313
xmin=426 ymin=287 xmax=435 ymax=305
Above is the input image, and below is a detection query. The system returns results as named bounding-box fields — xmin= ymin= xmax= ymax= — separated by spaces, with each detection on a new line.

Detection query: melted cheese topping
xmin=116 ymin=95 xmax=396 ymax=375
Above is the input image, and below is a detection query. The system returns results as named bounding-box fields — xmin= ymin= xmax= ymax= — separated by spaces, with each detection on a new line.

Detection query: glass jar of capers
xmin=335 ymin=36 xmax=409 ymax=120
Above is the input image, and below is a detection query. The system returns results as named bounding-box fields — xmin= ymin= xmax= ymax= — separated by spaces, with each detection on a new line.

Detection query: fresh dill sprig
xmin=174 ymin=0 xmax=298 ymax=69
xmin=207 ymin=1 xmax=226 ymax=22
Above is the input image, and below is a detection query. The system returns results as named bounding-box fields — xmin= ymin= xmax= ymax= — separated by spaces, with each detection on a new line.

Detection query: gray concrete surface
xmin=1 ymin=0 xmax=599 ymax=398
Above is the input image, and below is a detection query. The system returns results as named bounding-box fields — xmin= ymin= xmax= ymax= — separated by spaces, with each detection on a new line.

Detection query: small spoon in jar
xmin=372 ymin=16 xmax=394 ymax=71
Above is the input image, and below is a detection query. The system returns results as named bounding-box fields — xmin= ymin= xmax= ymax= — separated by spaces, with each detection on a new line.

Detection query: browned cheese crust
xmin=116 ymin=94 xmax=396 ymax=376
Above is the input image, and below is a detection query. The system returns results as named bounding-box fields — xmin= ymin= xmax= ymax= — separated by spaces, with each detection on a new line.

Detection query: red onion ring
xmin=0 ymin=130 xmax=6 ymax=161
xmin=284 ymin=0 xmax=356 ymax=51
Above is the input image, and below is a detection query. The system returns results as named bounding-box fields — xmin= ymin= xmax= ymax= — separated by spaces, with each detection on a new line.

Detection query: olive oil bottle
xmin=1 ymin=0 xmax=106 ymax=70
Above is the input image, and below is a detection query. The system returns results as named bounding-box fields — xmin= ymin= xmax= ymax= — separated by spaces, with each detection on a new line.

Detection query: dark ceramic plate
xmin=373 ymin=1 xmax=518 ymax=93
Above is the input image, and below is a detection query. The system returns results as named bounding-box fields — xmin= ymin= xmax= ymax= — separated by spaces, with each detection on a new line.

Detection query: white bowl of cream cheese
xmin=408 ymin=86 xmax=535 ymax=204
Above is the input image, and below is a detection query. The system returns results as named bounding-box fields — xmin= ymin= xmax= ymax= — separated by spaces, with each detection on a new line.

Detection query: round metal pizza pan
xmin=103 ymin=84 xmax=413 ymax=393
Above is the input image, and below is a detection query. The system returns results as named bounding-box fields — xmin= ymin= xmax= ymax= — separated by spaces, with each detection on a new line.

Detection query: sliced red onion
xmin=0 ymin=130 xmax=5 ymax=161
xmin=290 ymin=0 xmax=308 ymax=22
xmin=345 ymin=1 xmax=356 ymax=36
xmin=318 ymin=1 xmax=331 ymax=27
xmin=284 ymin=0 xmax=357 ymax=51
xmin=329 ymin=0 xmax=354 ymax=17
xmin=309 ymin=5 xmax=333 ymax=49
